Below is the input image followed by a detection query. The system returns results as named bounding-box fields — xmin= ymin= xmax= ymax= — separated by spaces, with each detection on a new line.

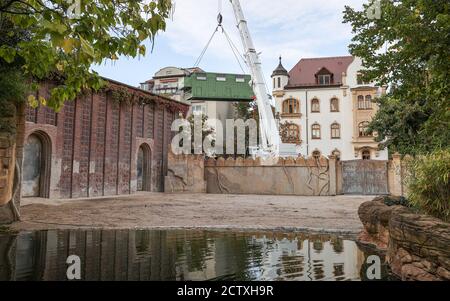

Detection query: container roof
xmin=184 ymin=72 xmax=254 ymax=101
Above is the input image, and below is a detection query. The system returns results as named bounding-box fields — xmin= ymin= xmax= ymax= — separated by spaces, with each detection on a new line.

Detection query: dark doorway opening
xmin=137 ymin=144 xmax=151 ymax=192
xmin=22 ymin=132 xmax=51 ymax=198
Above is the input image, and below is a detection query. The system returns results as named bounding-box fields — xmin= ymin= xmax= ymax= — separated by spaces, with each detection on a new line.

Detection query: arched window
xmin=312 ymin=150 xmax=321 ymax=159
xmin=311 ymin=98 xmax=320 ymax=113
xmin=280 ymin=123 xmax=301 ymax=144
xmin=273 ymin=78 xmax=275 ymax=89
xmin=359 ymin=121 xmax=371 ymax=137
xmin=330 ymin=98 xmax=339 ymax=112
xmin=282 ymin=98 xmax=300 ymax=115
xmin=365 ymin=95 xmax=372 ymax=109
xmin=362 ymin=149 xmax=371 ymax=160
xmin=331 ymin=123 xmax=341 ymax=139
xmin=312 ymin=123 xmax=321 ymax=139
xmin=278 ymin=77 xmax=281 ymax=88
xmin=358 ymin=95 xmax=365 ymax=109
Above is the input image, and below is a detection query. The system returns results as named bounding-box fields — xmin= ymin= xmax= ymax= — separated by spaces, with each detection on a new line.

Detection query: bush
xmin=406 ymin=149 xmax=450 ymax=222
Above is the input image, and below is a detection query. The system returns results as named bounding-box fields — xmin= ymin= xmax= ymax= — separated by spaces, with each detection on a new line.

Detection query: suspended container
xmin=183 ymin=72 xmax=255 ymax=101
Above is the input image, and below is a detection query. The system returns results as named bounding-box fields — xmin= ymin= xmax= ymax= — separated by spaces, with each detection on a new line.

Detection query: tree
xmin=0 ymin=0 xmax=173 ymax=221
xmin=188 ymin=114 xmax=215 ymax=155
xmin=232 ymin=101 xmax=259 ymax=157
xmin=343 ymin=0 xmax=449 ymax=155
xmin=0 ymin=0 xmax=173 ymax=110
xmin=0 ymin=16 xmax=28 ymax=138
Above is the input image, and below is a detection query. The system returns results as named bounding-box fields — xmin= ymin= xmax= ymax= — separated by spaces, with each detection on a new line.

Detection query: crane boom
xmin=229 ymin=0 xmax=280 ymax=157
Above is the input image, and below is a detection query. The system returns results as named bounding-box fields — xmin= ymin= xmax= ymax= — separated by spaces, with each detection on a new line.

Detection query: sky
xmin=92 ymin=0 xmax=366 ymax=87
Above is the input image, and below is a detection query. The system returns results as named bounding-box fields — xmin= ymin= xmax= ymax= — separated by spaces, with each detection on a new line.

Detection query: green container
xmin=183 ymin=72 xmax=255 ymax=101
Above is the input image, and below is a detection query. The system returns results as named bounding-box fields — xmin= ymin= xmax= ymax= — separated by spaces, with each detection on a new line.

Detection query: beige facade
xmin=351 ymin=87 xmax=382 ymax=160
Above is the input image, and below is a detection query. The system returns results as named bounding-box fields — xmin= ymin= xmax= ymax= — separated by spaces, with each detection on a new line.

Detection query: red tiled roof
xmin=286 ymin=56 xmax=354 ymax=88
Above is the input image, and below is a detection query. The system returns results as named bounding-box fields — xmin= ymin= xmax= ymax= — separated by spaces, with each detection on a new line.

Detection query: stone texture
xmin=357 ymin=197 xmax=450 ymax=281
xmin=0 ymin=136 xmax=15 ymax=206
xmin=357 ymin=197 xmax=409 ymax=248
xmin=205 ymin=156 xmax=336 ymax=196
xmin=388 ymin=210 xmax=450 ymax=281
xmin=164 ymin=149 xmax=206 ymax=193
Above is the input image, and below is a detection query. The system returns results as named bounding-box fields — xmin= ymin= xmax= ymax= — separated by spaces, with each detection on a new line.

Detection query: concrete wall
xmin=164 ymin=151 xmax=409 ymax=197
xmin=205 ymin=156 xmax=338 ymax=196
xmin=165 ymin=148 xmax=206 ymax=193
xmin=387 ymin=153 xmax=409 ymax=197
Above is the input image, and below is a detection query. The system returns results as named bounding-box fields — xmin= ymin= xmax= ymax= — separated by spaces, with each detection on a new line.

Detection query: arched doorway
xmin=137 ymin=144 xmax=151 ymax=191
xmin=22 ymin=132 xmax=51 ymax=198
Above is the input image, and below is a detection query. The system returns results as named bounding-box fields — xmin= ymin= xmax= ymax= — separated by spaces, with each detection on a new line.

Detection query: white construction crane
xmin=228 ymin=0 xmax=281 ymax=158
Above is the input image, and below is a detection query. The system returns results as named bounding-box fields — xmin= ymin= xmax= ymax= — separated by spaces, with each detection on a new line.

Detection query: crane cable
xmin=194 ymin=0 xmax=248 ymax=75
xmin=193 ymin=25 xmax=220 ymax=67
xmin=222 ymin=27 xmax=247 ymax=74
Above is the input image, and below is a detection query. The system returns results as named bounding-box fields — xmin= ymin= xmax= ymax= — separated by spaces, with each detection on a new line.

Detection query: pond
xmin=0 ymin=229 xmax=393 ymax=281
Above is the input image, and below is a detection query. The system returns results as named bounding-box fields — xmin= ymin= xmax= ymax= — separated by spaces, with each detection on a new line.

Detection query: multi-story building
xmin=141 ymin=68 xmax=254 ymax=132
xmin=272 ymin=56 xmax=388 ymax=161
xmin=140 ymin=67 xmax=204 ymax=103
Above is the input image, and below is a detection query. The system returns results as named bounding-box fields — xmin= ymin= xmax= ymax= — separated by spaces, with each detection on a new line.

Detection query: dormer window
xmin=216 ymin=75 xmax=227 ymax=82
xmin=318 ymin=74 xmax=331 ymax=85
xmin=236 ymin=76 xmax=245 ymax=83
xmin=315 ymin=67 xmax=333 ymax=85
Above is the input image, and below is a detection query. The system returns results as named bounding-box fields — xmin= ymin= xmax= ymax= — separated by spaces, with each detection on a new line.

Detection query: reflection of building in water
xmin=0 ymin=230 xmax=367 ymax=281
xmin=256 ymin=235 xmax=363 ymax=281
xmin=8 ymin=230 xmax=178 ymax=281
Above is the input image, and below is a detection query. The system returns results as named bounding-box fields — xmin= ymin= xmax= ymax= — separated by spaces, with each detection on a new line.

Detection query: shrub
xmin=406 ymin=149 xmax=450 ymax=222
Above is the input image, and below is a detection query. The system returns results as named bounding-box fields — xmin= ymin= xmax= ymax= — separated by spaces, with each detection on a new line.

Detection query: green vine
xmin=106 ymin=81 xmax=189 ymax=114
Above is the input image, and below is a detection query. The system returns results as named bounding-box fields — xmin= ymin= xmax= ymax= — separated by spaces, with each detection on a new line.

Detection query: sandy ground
xmin=10 ymin=193 xmax=371 ymax=234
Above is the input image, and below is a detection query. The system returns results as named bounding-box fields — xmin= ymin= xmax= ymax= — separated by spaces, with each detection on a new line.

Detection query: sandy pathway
xmin=11 ymin=193 xmax=371 ymax=234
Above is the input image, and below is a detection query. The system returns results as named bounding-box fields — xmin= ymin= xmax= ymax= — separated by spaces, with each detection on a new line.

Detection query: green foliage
xmin=382 ymin=196 xmax=410 ymax=208
xmin=0 ymin=67 xmax=27 ymax=107
xmin=406 ymin=149 xmax=450 ymax=222
xmin=0 ymin=0 xmax=172 ymax=111
xmin=183 ymin=114 xmax=215 ymax=155
xmin=233 ymin=101 xmax=257 ymax=120
xmin=231 ymin=101 xmax=259 ymax=156
xmin=343 ymin=0 xmax=450 ymax=155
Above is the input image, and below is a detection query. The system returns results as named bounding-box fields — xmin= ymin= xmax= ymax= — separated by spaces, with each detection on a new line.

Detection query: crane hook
xmin=217 ymin=13 xmax=223 ymax=26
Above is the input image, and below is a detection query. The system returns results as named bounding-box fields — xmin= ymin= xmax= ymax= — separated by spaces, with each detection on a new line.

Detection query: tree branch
xmin=0 ymin=0 xmax=17 ymax=12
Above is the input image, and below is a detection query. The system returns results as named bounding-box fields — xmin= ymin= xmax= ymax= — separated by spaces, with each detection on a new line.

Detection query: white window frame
xmin=192 ymin=104 xmax=207 ymax=116
xmin=318 ymin=74 xmax=331 ymax=85
xmin=236 ymin=76 xmax=245 ymax=83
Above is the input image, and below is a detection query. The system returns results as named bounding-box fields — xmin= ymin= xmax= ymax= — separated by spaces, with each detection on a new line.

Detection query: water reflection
xmin=0 ymin=230 xmax=386 ymax=281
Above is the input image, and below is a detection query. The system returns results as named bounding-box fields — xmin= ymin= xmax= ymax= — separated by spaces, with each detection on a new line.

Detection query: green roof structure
xmin=183 ymin=72 xmax=255 ymax=101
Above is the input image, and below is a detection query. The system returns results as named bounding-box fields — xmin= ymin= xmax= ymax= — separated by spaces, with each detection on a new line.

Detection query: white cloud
xmin=94 ymin=0 xmax=367 ymax=86
xmin=163 ymin=0 xmax=365 ymax=75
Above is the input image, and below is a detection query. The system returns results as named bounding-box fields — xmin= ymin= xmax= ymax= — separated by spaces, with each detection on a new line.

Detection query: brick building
xmin=21 ymin=78 xmax=189 ymax=199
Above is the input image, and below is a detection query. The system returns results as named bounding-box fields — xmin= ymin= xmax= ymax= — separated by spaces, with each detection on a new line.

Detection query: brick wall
xmin=23 ymin=79 xmax=189 ymax=199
